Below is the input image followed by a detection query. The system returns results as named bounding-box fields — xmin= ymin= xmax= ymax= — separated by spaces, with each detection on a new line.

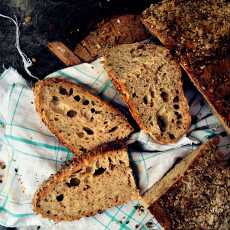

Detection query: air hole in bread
xmin=160 ymin=91 xmax=169 ymax=102
xmin=51 ymin=96 xmax=59 ymax=105
xmin=150 ymin=89 xmax=154 ymax=98
xmin=67 ymin=110 xmax=77 ymax=118
xmin=108 ymin=126 xmax=118 ymax=133
xmin=66 ymin=178 xmax=80 ymax=187
xmin=109 ymin=164 xmax=115 ymax=170
xmin=77 ymin=132 xmax=84 ymax=138
xmin=56 ymin=194 xmax=64 ymax=202
xmin=59 ymin=87 xmax=68 ymax=95
xmin=83 ymin=100 xmax=89 ymax=105
xmin=143 ymin=95 xmax=148 ymax=105
xmin=119 ymin=160 xmax=125 ymax=165
xmin=108 ymin=157 xmax=113 ymax=164
xmin=157 ymin=115 xmax=167 ymax=132
xmin=54 ymin=117 xmax=59 ymax=121
xmin=83 ymin=127 xmax=94 ymax=135
xmin=69 ymin=88 xmax=73 ymax=96
xmin=93 ymin=167 xmax=106 ymax=176
xmin=175 ymin=112 xmax=182 ymax=119
xmin=74 ymin=95 xmax=81 ymax=102
xmin=83 ymin=185 xmax=90 ymax=191
xmin=174 ymin=104 xmax=179 ymax=109
xmin=47 ymin=210 xmax=50 ymax=214
xmin=177 ymin=120 xmax=182 ymax=125
xmin=79 ymin=147 xmax=86 ymax=152
xmin=91 ymin=108 xmax=96 ymax=113
xmin=132 ymin=92 xmax=137 ymax=98
xmin=173 ymin=96 xmax=179 ymax=103
xmin=168 ymin=133 xmax=175 ymax=140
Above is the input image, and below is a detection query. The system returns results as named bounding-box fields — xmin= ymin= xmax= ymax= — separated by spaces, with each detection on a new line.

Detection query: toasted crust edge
xmin=74 ymin=14 xmax=149 ymax=63
xmin=148 ymin=202 xmax=171 ymax=230
xmin=106 ymin=69 xmax=145 ymax=129
xmin=141 ymin=18 xmax=176 ymax=51
xmin=181 ymin=62 xmax=230 ymax=135
xmin=33 ymin=78 xmax=134 ymax=156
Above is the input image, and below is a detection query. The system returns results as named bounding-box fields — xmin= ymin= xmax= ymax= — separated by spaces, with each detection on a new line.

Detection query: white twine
xmin=0 ymin=13 xmax=39 ymax=80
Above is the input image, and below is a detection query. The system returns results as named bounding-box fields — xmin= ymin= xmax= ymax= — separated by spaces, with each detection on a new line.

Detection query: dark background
xmin=0 ymin=0 xmax=154 ymax=84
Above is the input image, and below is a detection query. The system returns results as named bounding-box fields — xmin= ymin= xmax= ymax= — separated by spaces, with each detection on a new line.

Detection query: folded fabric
xmin=0 ymin=59 xmax=226 ymax=229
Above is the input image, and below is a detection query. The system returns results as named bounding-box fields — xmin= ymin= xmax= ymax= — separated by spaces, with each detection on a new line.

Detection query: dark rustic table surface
xmin=0 ymin=0 xmax=152 ymax=83
xmin=0 ymin=0 xmax=152 ymax=229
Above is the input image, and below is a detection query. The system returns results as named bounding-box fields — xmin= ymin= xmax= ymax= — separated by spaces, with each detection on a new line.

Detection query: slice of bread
xmin=104 ymin=43 xmax=191 ymax=144
xmin=73 ymin=43 xmax=92 ymax=63
xmin=144 ymin=138 xmax=230 ymax=229
xmin=142 ymin=0 xmax=230 ymax=134
xmin=33 ymin=78 xmax=133 ymax=155
xmin=74 ymin=14 xmax=149 ymax=62
xmin=33 ymin=148 xmax=140 ymax=221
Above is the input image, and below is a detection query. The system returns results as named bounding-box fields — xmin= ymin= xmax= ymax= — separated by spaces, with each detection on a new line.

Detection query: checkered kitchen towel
xmin=0 ymin=58 xmax=229 ymax=229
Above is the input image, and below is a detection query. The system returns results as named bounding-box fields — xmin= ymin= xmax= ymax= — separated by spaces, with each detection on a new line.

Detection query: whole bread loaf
xmin=144 ymin=138 xmax=230 ymax=230
xmin=104 ymin=43 xmax=191 ymax=144
xmin=33 ymin=78 xmax=133 ymax=155
xmin=74 ymin=14 xmax=149 ymax=62
xmin=33 ymin=149 xmax=140 ymax=221
xmin=142 ymin=0 xmax=230 ymax=134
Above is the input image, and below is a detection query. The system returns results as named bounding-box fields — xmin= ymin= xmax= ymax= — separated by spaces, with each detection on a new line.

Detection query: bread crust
xmin=104 ymin=43 xmax=191 ymax=144
xmin=74 ymin=14 xmax=149 ymax=62
xmin=33 ymin=78 xmax=133 ymax=156
xmin=181 ymin=60 xmax=230 ymax=134
xmin=145 ymin=138 xmax=223 ymax=229
xmin=107 ymin=69 xmax=145 ymax=129
xmin=142 ymin=1 xmax=230 ymax=134
xmin=148 ymin=202 xmax=171 ymax=230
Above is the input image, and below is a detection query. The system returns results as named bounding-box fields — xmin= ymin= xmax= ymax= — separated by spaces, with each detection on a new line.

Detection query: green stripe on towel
xmin=5 ymin=135 xmax=70 ymax=153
